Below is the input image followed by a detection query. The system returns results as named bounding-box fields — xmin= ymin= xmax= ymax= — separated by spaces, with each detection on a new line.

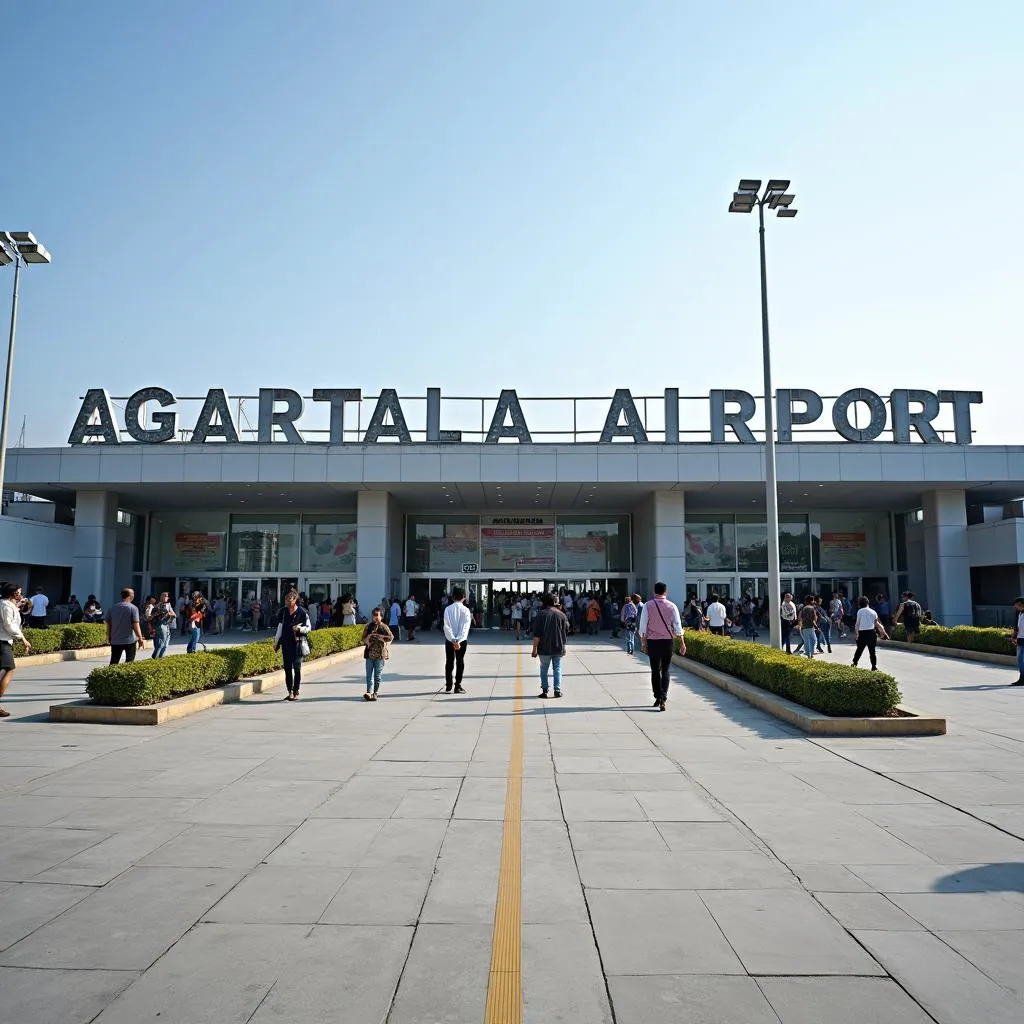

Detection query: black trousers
xmin=645 ymin=638 xmax=673 ymax=701
xmin=283 ymin=652 xmax=304 ymax=693
xmin=110 ymin=642 xmax=138 ymax=665
xmin=781 ymin=620 xmax=794 ymax=652
xmin=853 ymin=631 xmax=877 ymax=669
xmin=444 ymin=640 xmax=467 ymax=687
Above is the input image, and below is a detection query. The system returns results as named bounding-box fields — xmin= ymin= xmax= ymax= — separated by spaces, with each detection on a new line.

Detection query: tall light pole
xmin=729 ymin=180 xmax=797 ymax=649
xmin=0 ymin=232 xmax=52 ymax=510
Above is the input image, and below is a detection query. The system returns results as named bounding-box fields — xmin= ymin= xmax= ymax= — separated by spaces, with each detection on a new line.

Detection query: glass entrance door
xmin=690 ymin=577 xmax=734 ymax=601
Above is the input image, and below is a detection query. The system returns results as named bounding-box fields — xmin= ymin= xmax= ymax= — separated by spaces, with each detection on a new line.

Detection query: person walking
xmin=27 ymin=587 xmax=49 ymax=629
xmin=780 ymin=592 xmax=798 ymax=653
xmin=894 ymin=591 xmax=923 ymax=643
xmin=389 ymin=597 xmax=402 ymax=640
xmin=341 ymin=594 xmax=357 ymax=626
xmin=275 ymin=588 xmax=312 ymax=701
xmin=638 ymin=582 xmax=684 ymax=712
xmin=404 ymin=594 xmax=419 ymax=642
xmin=796 ymin=596 xmax=818 ymax=658
xmin=442 ymin=586 xmax=472 ymax=694
xmin=705 ymin=593 xmax=728 ymax=636
xmin=532 ymin=591 xmax=569 ymax=698
xmin=105 ymin=588 xmax=146 ymax=664
xmin=186 ymin=599 xmax=204 ymax=654
xmin=511 ymin=597 xmax=523 ymax=640
xmin=361 ymin=607 xmax=394 ymax=700
xmin=1011 ymin=597 xmax=1024 ymax=686
xmin=0 ymin=582 xmax=30 ymax=718
xmin=213 ymin=593 xmax=227 ymax=635
xmin=151 ymin=591 xmax=175 ymax=658
xmin=620 ymin=594 xmax=639 ymax=654
xmin=815 ymin=597 xmax=833 ymax=653
xmin=852 ymin=595 xmax=887 ymax=670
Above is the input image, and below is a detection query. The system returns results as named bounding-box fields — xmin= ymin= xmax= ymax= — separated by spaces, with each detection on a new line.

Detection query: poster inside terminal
xmin=68 ymin=386 xmax=984 ymax=446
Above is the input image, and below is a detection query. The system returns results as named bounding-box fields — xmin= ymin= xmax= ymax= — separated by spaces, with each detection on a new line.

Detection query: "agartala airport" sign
xmin=68 ymin=386 xmax=984 ymax=446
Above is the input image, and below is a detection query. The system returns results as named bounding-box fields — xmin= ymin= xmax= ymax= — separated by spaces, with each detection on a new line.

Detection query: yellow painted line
xmin=484 ymin=647 xmax=524 ymax=1024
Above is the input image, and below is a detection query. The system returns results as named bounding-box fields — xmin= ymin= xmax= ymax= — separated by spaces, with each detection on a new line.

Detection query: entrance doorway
xmin=688 ymin=577 xmax=734 ymax=602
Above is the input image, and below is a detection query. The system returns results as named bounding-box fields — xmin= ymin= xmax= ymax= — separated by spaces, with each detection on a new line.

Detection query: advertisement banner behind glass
xmin=819 ymin=531 xmax=868 ymax=571
xmin=481 ymin=515 xmax=555 ymax=572
xmin=173 ymin=532 xmax=225 ymax=571
xmin=303 ymin=525 xmax=357 ymax=573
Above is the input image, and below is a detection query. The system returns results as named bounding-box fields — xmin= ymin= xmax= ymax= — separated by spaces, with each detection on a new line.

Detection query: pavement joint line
xmin=483 ymin=646 xmax=524 ymax=1024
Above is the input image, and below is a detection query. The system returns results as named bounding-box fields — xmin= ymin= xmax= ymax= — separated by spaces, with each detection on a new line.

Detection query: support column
xmin=356 ymin=490 xmax=394 ymax=611
xmin=922 ymin=489 xmax=972 ymax=625
xmin=71 ymin=491 xmax=118 ymax=607
xmin=651 ymin=490 xmax=686 ymax=604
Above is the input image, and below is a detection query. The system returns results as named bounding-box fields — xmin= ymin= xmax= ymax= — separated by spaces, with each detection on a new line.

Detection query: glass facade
xmin=301 ymin=515 xmax=357 ymax=573
xmin=228 ymin=515 xmax=300 ymax=573
xmin=556 ymin=515 xmax=631 ymax=573
xmin=685 ymin=512 xmax=891 ymax=573
xmin=406 ymin=514 xmax=632 ymax=573
xmin=149 ymin=511 xmax=229 ymax=572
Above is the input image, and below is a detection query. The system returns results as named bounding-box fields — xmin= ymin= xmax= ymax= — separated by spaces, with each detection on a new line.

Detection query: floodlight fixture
xmin=765 ymin=179 xmax=790 ymax=192
xmin=0 ymin=248 xmax=10 ymax=268
xmin=777 ymin=208 xmax=798 ymax=218
xmin=8 ymin=232 xmax=38 ymax=245
xmin=17 ymin=244 xmax=52 ymax=264
xmin=768 ymin=192 xmax=795 ymax=209
xmin=737 ymin=178 xmax=762 ymax=194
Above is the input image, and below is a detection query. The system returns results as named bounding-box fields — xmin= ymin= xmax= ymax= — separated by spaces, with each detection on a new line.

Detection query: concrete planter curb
xmin=17 ymin=646 xmax=112 ymax=667
xmin=879 ymin=638 xmax=1016 ymax=667
xmin=674 ymin=654 xmax=946 ymax=736
xmin=49 ymin=646 xmax=364 ymax=726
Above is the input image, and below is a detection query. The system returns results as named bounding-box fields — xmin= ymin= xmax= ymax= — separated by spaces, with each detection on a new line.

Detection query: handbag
xmin=298 ymin=636 xmax=311 ymax=657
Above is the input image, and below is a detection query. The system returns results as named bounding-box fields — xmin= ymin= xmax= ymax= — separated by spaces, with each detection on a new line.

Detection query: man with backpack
xmin=894 ymin=591 xmax=923 ymax=643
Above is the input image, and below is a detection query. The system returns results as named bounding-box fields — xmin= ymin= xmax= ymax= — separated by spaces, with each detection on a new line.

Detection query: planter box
xmin=675 ymin=654 xmax=946 ymax=736
xmin=50 ymin=646 xmax=363 ymax=726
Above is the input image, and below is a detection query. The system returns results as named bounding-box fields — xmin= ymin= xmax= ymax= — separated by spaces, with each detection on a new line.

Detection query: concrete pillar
xmin=651 ymin=490 xmax=686 ymax=605
xmin=356 ymin=490 xmax=393 ymax=610
xmin=71 ymin=491 xmax=118 ymax=607
xmin=922 ymin=489 xmax=972 ymax=625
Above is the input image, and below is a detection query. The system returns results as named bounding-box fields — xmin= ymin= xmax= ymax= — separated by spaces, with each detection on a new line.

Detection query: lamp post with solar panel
xmin=729 ymin=181 xmax=797 ymax=649
xmin=0 ymin=233 xmax=52 ymax=506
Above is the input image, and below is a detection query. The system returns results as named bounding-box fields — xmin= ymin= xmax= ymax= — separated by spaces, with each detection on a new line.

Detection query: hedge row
xmin=889 ymin=623 xmax=1015 ymax=657
xmin=16 ymin=623 xmax=109 ymax=657
xmin=85 ymin=625 xmax=365 ymax=706
xmin=681 ymin=632 xmax=902 ymax=717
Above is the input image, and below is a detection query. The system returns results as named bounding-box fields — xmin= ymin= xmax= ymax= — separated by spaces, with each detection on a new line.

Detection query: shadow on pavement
xmin=934 ymin=863 xmax=1024 ymax=892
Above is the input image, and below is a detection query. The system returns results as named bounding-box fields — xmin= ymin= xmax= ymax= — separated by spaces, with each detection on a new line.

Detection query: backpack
xmin=903 ymin=599 xmax=922 ymax=625
xmin=799 ymin=605 xmax=817 ymax=629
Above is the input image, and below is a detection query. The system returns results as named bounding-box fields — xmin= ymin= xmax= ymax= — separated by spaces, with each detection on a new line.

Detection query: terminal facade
xmin=4 ymin=387 xmax=1024 ymax=627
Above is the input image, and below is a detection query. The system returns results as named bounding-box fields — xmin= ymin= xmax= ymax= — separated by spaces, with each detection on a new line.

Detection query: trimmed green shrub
xmin=86 ymin=654 xmax=232 ymax=706
xmin=15 ymin=627 xmax=64 ymax=657
xmin=85 ymin=625 xmax=367 ymax=706
xmin=890 ymin=623 xmax=1014 ymax=656
xmin=682 ymin=632 xmax=902 ymax=717
xmin=60 ymin=623 xmax=110 ymax=650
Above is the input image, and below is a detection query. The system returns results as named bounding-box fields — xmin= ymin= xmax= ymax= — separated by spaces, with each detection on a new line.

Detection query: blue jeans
xmin=625 ymin=628 xmax=635 ymax=654
xmin=187 ymin=626 xmax=200 ymax=654
xmin=818 ymin=619 xmax=831 ymax=649
xmin=365 ymin=658 xmax=384 ymax=691
xmin=539 ymin=654 xmax=562 ymax=693
xmin=800 ymin=628 xmax=817 ymax=657
xmin=1017 ymin=643 xmax=1024 ymax=678
xmin=152 ymin=624 xmax=170 ymax=658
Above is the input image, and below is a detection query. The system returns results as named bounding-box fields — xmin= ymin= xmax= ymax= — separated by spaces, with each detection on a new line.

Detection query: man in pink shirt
xmin=638 ymin=582 xmax=685 ymax=711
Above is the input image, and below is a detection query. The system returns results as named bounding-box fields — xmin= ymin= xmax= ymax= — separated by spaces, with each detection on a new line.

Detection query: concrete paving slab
xmin=204 ymin=863 xmax=350 ymax=923
xmin=559 ymin=790 xmax=645 ymax=820
xmin=0 ymin=967 xmax=137 ymax=1024
xmin=937 ymin=930 xmax=1024 ymax=1000
xmin=856 ymin=929 xmax=1024 ymax=1024
xmin=136 ymin=823 xmax=293 ymax=868
xmin=264 ymin=817 xmax=387 ymax=867
xmin=634 ymin=789 xmax=726 ymax=821
xmin=577 ymin=849 xmax=797 ymax=890
xmin=0 ymin=882 xmax=95 ymax=951
xmin=0 ymin=826 xmax=109 ymax=881
xmin=387 ymin=923 xmax=492 ymax=1024
xmin=568 ymin=820 xmax=670 ymax=851
xmin=608 ymin=975 xmax=782 ymax=1024
xmin=813 ymin=891 xmax=925 ymax=930
xmin=420 ymin=819 xmax=501 ymax=924
xmin=655 ymin=821 xmax=757 ymax=852
xmin=588 ymin=889 xmax=745 ymax=975
xmin=320 ymin=865 xmax=433 ymax=924
xmin=700 ymin=889 xmax=886 ymax=976
xmin=888 ymin=891 xmax=1024 ymax=931
xmin=522 ymin=821 xmax=589 ymax=924
xmin=0 ymin=866 xmax=243 ymax=970
xmin=523 ymin=923 xmax=614 ymax=1023
xmin=757 ymin=977 xmax=935 ymax=1023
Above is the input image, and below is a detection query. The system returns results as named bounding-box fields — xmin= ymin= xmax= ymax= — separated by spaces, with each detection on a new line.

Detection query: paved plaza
xmin=1 ymin=632 xmax=1023 ymax=1023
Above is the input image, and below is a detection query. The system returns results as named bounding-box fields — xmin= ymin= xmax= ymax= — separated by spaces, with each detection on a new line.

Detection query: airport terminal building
xmin=4 ymin=385 xmax=1024 ymax=627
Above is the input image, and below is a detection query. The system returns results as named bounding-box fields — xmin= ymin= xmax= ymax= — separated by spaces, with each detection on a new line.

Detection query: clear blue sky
xmin=5 ymin=0 xmax=1022 ymax=445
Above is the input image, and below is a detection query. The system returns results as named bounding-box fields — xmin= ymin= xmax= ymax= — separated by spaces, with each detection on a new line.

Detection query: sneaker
xmin=453 ymin=685 xmax=466 ymax=694
xmin=658 ymin=701 xmax=666 ymax=712
xmin=0 ymin=707 xmax=9 ymax=718
xmin=827 ymin=645 xmax=833 ymax=653
xmin=539 ymin=691 xmax=549 ymax=699
xmin=369 ymin=693 xmax=377 ymax=701
xmin=652 ymin=698 xmax=661 ymax=708
xmin=445 ymin=684 xmax=453 ymax=693
xmin=363 ymin=692 xmax=372 ymax=701
xmin=553 ymin=691 xmax=562 ymax=698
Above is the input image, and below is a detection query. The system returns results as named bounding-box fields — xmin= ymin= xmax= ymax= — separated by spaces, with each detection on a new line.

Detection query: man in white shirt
xmin=1012 ymin=597 xmax=1024 ymax=686
xmin=28 ymin=588 xmax=49 ymax=629
xmin=780 ymin=592 xmax=798 ymax=653
xmin=404 ymin=595 xmax=419 ymax=642
xmin=442 ymin=586 xmax=472 ymax=694
xmin=705 ymin=593 xmax=728 ymax=636
xmin=638 ymin=582 xmax=685 ymax=711
xmin=0 ymin=582 xmax=30 ymax=717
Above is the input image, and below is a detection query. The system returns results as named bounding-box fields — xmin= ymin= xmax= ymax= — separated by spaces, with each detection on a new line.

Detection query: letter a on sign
xmin=485 ymin=390 xmax=532 ymax=443
xmin=600 ymin=389 xmax=648 ymax=443
xmin=68 ymin=389 xmax=120 ymax=445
